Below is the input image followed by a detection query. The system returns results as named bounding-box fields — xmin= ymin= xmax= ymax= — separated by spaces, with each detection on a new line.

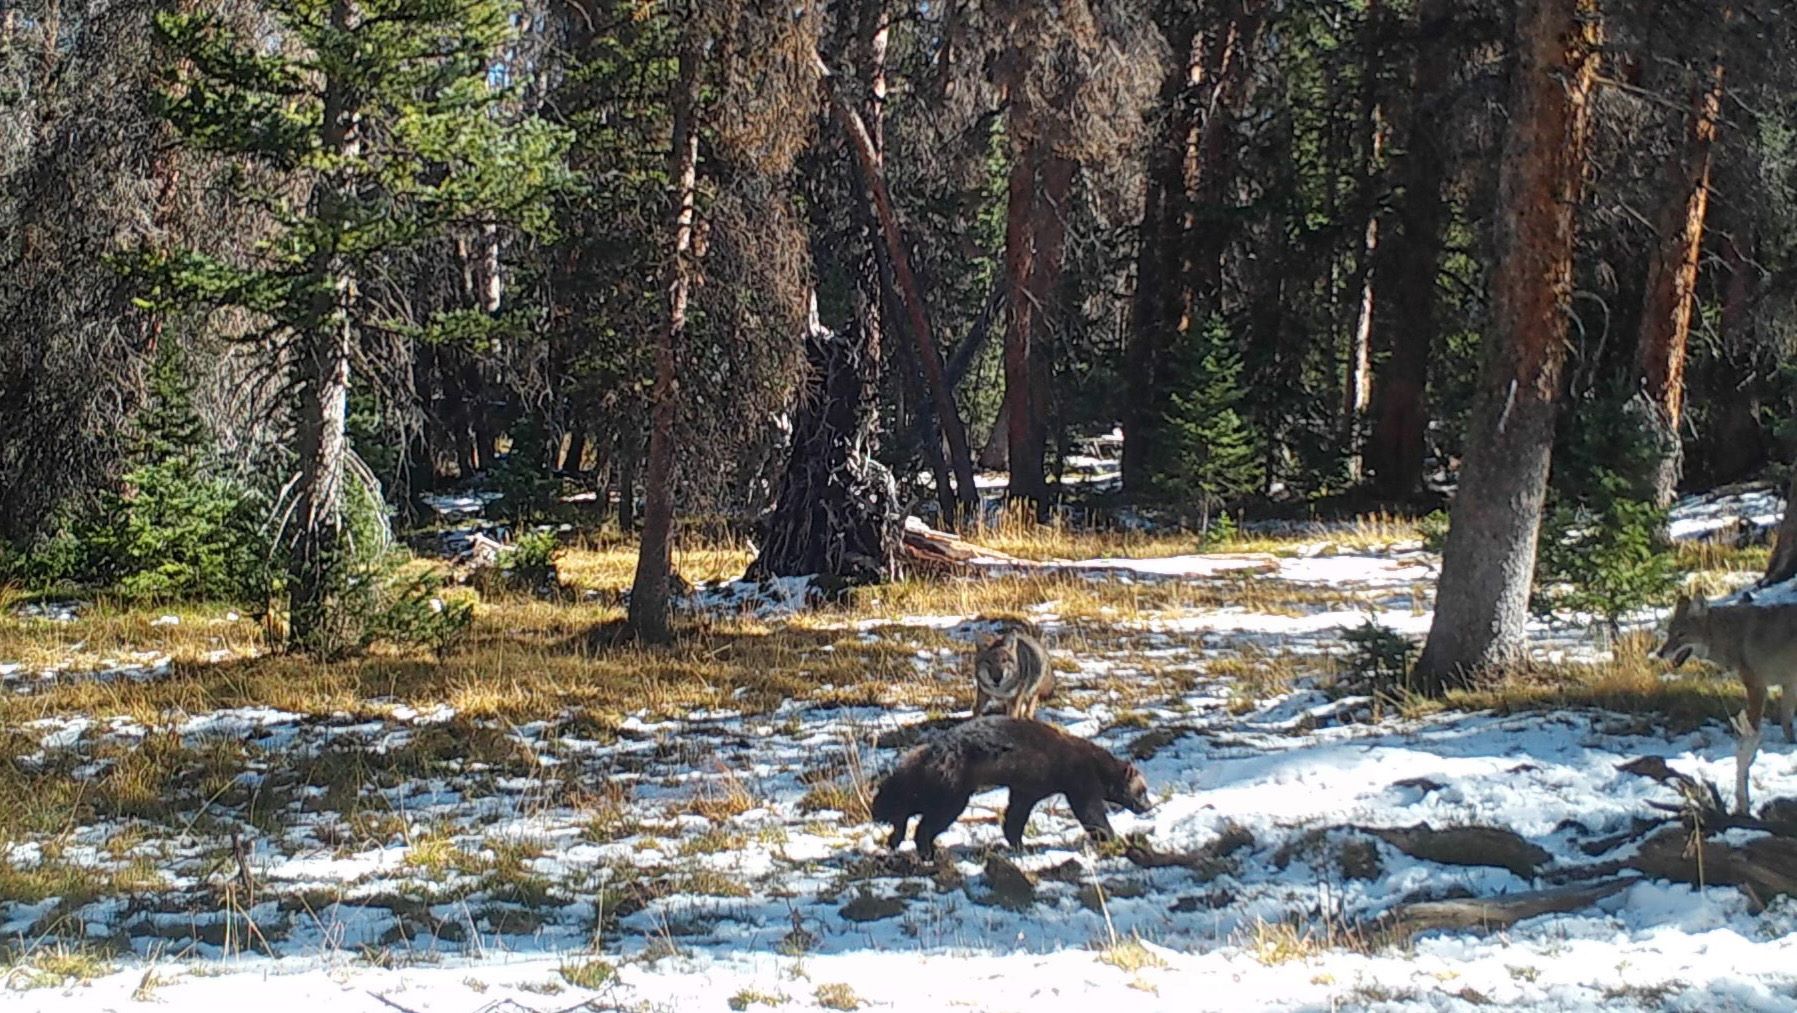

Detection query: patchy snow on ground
xmin=8 ymin=510 xmax=1797 ymax=1011
xmin=1668 ymin=484 xmax=1783 ymax=543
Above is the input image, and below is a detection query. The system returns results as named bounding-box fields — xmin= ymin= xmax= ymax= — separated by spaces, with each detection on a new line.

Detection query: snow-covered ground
xmin=6 ymin=499 xmax=1797 ymax=1011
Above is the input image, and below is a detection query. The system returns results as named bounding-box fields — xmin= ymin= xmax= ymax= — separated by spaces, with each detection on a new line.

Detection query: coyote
xmin=972 ymin=627 xmax=1056 ymax=720
xmin=1656 ymin=592 xmax=1797 ymax=814
xmin=869 ymin=716 xmax=1152 ymax=861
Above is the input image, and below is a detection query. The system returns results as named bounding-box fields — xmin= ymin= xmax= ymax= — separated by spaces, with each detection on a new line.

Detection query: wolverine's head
xmin=1107 ymin=762 xmax=1154 ymax=815
xmin=1656 ymin=594 xmax=1711 ymax=669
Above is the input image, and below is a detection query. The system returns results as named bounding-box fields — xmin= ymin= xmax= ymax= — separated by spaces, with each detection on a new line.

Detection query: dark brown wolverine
xmin=869 ymin=716 xmax=1153 ymax=860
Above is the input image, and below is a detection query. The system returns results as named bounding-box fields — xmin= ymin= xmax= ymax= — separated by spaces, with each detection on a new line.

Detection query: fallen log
xmin=1629 ymin=826 xmax=1797 ymax=910
xmin=1384 ymin=878 xmax=1630 ymax=940
xmin=1362 ymin=823 xmax=1551 ymax=879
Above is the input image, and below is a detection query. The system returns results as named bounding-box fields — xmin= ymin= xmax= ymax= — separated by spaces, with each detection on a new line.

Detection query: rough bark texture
xmin=1002 ymin=140 xmax=1071 ymax=518
xmin=1412 ymin=0 xmax=1601 ymax=693
xmin=750 ymin=314 xmax=900 ymax=584
xmin=1762 ymin=469 xmax=1797 ymax=587
xmin=286 ymin=0 xmax=362 ymax=655
xmin=627 ymin=40 xmax=700 ymax=645
xmin=1365 ymin=0 xmax=1452 ymax=501
xmin=1635 ymin=53 xmax=1725 ymax=507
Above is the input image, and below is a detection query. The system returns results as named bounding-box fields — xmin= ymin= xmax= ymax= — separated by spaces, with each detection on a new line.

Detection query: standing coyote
xmin=972 ymin=627 xmax=1056 ymax=719
xmin=1656 ymin=592 xmax=1797 ymax=814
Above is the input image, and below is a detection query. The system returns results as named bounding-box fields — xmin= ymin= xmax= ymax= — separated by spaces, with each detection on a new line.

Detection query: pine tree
xmin=1162 ymin=317 xmax=1258 ymax=513
xmin=87 ymin=341 xmax=265 ymax=602
xmin=133 ymin=0 xmax=572 ymax=655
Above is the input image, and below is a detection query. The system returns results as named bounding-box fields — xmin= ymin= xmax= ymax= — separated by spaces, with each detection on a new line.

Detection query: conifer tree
xmin=1162 ymin=317 xmax=1258 ymax=513
xmin=134 ymin=0 xmax=571 ymax=655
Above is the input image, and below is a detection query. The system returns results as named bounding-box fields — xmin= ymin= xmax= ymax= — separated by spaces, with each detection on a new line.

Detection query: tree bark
xmin=627 ymin=37 xmax=700 ymax=645
xmin=1002 ymin=140 xmax=1067 ymax=518
xmin=821 ymin=60 xmax=979 ymax=525
xmin=1412 ymin=0 xmax=1601 ymax=693
xmin=1762 ymin=469 xmax=1797 ymax=587
xmin=1634 ymin=49 xmax=1725 ymax=507
xmin=286 ymin=0 xmax=362 ymax=656
xmin=1365 ymin=0 xmax=1453 ymax=501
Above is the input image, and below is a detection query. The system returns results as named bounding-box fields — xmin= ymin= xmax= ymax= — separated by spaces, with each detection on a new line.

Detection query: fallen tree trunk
xmin=1385 ymin=879 xmax=1630 ymax=940
xmin=1362 ymin=823 xmax=1551 ymax=879
xmin=1630 ymin=826 xmax=1797 ymax=910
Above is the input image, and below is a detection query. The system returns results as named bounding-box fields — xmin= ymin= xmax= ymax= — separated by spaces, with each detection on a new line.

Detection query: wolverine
xmin=870 ymin=716 xmax=1153 ymax=861
xmin=972 ymin=626 xmax=1056 ymax=720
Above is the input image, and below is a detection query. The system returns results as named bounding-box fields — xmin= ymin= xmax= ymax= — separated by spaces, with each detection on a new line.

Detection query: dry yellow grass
xmin=1437 ymin=631 xmax=1742 ymax=729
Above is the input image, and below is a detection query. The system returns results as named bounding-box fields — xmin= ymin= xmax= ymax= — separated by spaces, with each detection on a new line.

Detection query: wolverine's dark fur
xmin=869 ymin=716 xmax=1153 ymax=860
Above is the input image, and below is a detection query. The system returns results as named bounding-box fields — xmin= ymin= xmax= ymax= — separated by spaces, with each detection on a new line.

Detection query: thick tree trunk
xmin=286 ymin=0 xmax=362 ymax=656
xmin=822 ymin=63 xmax=978 ymax=525
xmin=1763 ymin=469 xmax=1797 ymax=588
xmin=1635 ymin=54 xmax=1725 ymax=507
xmin=1002 ymin=146 xmax=1047 ymax=515
xmin=1365 ymin=0 xmax=1452 ymax=500
xmin=627 ymin=39 xmax=700 ymax=645
xmin=1412 ymin=0 xmax=1601 ymax=693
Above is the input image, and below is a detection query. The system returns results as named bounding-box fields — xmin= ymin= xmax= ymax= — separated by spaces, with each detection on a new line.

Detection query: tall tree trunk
xmin=1412 ymin=0 xmax=1602 ymax=693
xmin=287 ymin=0 xmax=362 ymax=656
xmin=822 ymin=65 xmax=978 ymax=524
xmin=1001 ymin=142 xmax=1049 ymax=517
xmin=627 ymin=38 xmax=700 ymax=645
xmin=1365 ymin=0 xmax=1453 ymax=501
xmin=1634 ymin=50 xmax=1725 ymax=507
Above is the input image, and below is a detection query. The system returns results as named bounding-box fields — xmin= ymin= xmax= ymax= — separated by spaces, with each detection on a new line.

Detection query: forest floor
xmin=3 ymin=488 xmax=1796 ymax=1012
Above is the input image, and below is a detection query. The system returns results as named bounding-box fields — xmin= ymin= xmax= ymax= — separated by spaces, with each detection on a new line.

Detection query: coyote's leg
xmin=1734 ymin=678 xmax=1768 ymax=815
xmin=1779 ymin=683 xmax=1795 ymax=744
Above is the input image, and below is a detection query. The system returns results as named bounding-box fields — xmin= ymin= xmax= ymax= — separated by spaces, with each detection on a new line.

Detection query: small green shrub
xmin=1161 ymin=316 xmax=1258 ymax=512
xmin=1418 ymin=511 xmax=1450 ymax=554
xmin=501 ymin=530 xmax=562 ymax=592
xmin=1533 ymin=493 xmax=1681 ymax=633
xmin=0 ymin=343 xmax=270 ymax=600
xmin=362 ymin=566 xmax=474 ymax=657
xmin=1342 ymin=619 xmax=1417 ymax=697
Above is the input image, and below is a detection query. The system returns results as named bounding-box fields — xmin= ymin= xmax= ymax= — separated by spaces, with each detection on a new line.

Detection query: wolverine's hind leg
xmin=1001 ymin=791 xmax=1047 ymax=849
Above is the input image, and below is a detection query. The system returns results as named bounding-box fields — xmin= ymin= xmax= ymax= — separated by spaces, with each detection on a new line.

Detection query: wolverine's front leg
xmin=1002 ymin=791 xmax=1047 ymax=849
xmin=1067 ymin=790 xmax=1117 ymax=843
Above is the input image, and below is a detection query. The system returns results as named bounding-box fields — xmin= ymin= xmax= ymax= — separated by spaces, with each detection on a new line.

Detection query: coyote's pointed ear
xmin=1689 ymin=596 xmax=1709 ymax=617
xmin=1672 ymin=594 xmax=1690 ymax=615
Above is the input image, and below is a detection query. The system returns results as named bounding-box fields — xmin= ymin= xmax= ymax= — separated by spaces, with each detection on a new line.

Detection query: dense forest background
xmin=3 ymin=0 xmax=1795 ymax=682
